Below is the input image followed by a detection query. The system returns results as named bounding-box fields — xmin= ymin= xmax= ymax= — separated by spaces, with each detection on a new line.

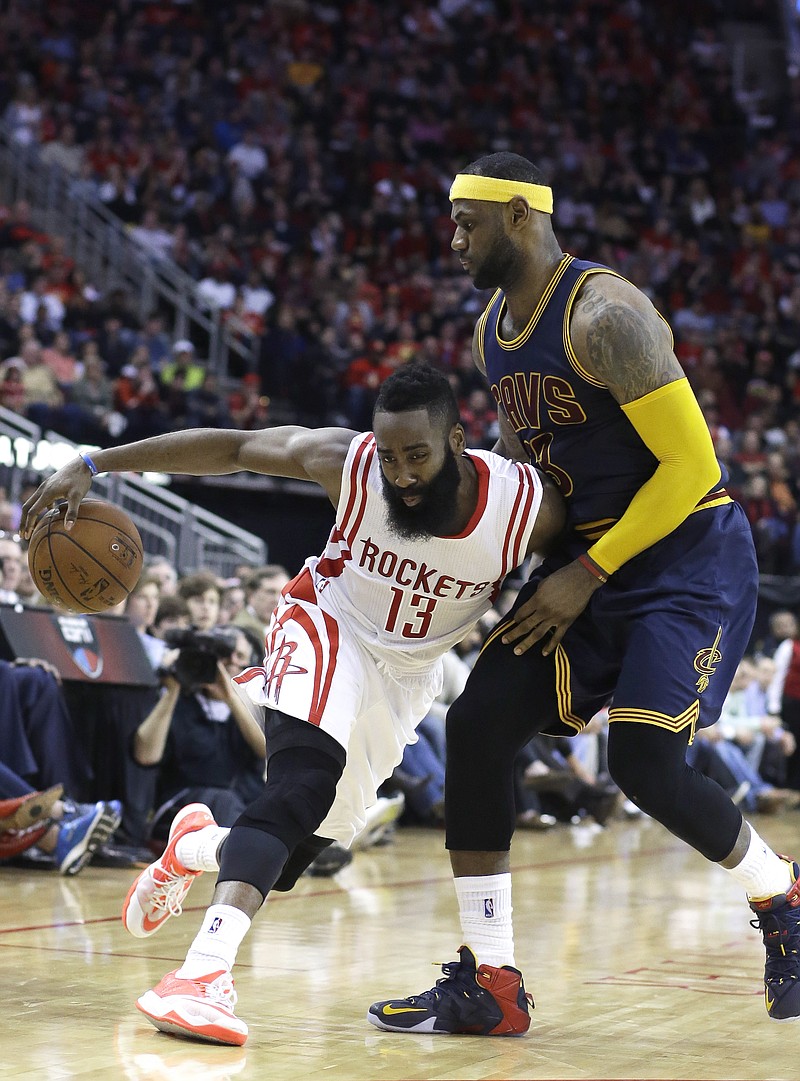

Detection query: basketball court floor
xmin=2 ymin=813 xmax=796 ymax=1081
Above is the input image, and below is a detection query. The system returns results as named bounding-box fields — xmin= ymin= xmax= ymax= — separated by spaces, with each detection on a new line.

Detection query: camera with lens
xmin=159 ymin=626 xmax=239 ymax=692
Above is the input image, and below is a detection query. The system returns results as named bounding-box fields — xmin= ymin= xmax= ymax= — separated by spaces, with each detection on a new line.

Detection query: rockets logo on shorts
xmin=265 ymin=639 xmax=308 ymax=705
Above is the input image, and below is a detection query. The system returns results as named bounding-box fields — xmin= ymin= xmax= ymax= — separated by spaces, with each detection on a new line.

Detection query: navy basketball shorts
xmin=469 ymin=501 xmax=758 ymax=741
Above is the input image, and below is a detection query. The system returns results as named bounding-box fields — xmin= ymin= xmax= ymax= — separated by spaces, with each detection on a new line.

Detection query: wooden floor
xmin=1 ymin=813 xmax=797 ymax=1081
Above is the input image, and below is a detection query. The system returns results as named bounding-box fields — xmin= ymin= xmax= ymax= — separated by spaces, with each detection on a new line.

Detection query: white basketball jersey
xmin=296 ymin=432 xmax=543 ymax=673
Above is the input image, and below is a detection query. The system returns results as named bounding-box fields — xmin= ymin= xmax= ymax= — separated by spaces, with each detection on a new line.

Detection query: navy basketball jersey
xmin=477 ymin=255 xmax=721 ymax=543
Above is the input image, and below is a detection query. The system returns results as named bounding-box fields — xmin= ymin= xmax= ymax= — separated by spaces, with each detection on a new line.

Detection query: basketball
xmin=27 ymin=500 xmax=144 ymax=614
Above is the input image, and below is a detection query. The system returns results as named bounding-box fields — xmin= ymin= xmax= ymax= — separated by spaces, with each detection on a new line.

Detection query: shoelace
xmin=405 ymin=959 xmax=475 ymax=1007
xmin=195 ymin=974 xmax=237 ymax=1008
xmin=149 ymin=870 xmax=193 ymax=918
xmin=751 ymin=911 xmax=800 ymax=983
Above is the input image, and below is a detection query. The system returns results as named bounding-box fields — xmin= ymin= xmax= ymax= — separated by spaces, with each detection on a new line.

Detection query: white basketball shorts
xmin=235 ymin=578 xmax=443 ymax=847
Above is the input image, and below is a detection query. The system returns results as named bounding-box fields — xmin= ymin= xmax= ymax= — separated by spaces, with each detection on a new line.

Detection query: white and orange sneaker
xmin=122 ymin=803 xmax=217 ymax=938
xmin=136 ymin=969 xmax=248 ymax=1046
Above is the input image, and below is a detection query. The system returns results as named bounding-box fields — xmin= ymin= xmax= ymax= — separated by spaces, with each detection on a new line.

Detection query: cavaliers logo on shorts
xmin=694 ymin=626 xmax=723 ymax=694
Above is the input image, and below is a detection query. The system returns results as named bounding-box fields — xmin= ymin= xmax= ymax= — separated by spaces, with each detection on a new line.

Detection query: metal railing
xmin=0 ymin=406 xmax=267 ymax=578
xmin=0 ymin=126 xmax=256 ymax=379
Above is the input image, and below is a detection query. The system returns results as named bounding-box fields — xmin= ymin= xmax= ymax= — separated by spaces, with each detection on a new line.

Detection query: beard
xmin=471 ymin=231 xmax=520 ymax=291
xmin=382 ymin=446 xmax=463 ymax=541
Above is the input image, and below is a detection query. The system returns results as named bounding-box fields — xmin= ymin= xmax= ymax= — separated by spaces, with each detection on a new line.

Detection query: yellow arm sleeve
xmin=586 ymin=378 xmax=721 ymax=576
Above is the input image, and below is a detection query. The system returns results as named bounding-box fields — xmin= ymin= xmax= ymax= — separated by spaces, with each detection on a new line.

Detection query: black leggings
xmin=217 ymin=712 xmax=345 ymax=896
xmin=605 ymin=722 xmax=743 ymax=861
xmin=446 ymin=680 xmax=743 ymax=863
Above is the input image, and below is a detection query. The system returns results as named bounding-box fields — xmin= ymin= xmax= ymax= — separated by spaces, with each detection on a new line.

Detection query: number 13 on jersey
xmin=385 ymin=586 xmax=437 ymax=639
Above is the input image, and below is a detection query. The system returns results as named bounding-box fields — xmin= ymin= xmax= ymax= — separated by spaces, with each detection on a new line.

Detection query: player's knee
xmin=272 ymin=835 xmax=333 ymax=892
xmin=607 ymin=746 xmax=678 ymax=818
xmin=217 ymin=826 xmax=290 ymax=896
xmin=446 ymin=692 xmax=487 ymax=749
xmin=236 ymin=745 xmax=343 ymax=853
xmin=607 ymin=743 xmax=644 ymax=804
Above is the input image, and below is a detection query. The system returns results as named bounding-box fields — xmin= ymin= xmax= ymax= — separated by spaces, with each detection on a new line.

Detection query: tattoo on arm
xmin=578 ymin=283 xmax=681 ymax=402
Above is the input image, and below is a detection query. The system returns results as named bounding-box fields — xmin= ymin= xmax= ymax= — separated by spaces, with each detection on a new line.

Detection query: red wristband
xmin=578 ymin=553 xmax=609 ymax=584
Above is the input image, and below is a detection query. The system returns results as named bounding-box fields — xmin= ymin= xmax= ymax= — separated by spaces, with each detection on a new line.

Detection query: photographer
xmin=133 ymin=627 xmax=266 ymax=833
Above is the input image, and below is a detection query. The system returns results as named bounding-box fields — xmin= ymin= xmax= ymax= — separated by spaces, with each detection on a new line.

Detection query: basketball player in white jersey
xmin=21 ymin=363 xmax=564 ymax=1046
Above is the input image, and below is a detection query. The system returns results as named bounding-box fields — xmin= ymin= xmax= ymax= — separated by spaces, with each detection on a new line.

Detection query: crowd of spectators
xmin=0 ymin=0 xmax=796 ymax=572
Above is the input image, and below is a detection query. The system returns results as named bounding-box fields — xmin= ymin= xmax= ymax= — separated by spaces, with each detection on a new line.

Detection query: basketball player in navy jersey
xmin=368 ymin=153 xmax=800 ymax=1035
xmin=21 ymin=363 xmax=564 ymax=1045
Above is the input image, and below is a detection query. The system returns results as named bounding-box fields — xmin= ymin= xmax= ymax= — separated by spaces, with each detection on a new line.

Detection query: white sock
xmin=175 ymin=825 xmax=229 ymax=872
xmin=454 ymin=873 xmax=515 ymax=968
xmin=176 ymin=904 xmax=252 ymax=978
xmin=724 ymin=824 xmax=793 ymax=900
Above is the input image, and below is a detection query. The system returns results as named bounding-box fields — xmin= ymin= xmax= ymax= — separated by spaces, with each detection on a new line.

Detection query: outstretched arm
xmin=21 ymin=425 xmax=357 ymax=535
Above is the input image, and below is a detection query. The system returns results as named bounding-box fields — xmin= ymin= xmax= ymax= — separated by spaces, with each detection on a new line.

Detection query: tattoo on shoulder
xmin=578 ymin=283 xmax=678 ymax=400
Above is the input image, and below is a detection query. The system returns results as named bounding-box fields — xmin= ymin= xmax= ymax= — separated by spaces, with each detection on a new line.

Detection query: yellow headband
xmin=449 ymin=174 xmax=553 ymax=214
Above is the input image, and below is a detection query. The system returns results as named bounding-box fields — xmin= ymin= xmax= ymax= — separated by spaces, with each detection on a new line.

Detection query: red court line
xmin=0 ymin=942 xmax=262 ymax=968
xmin=0 ymin=840 xmax=684 ymax=938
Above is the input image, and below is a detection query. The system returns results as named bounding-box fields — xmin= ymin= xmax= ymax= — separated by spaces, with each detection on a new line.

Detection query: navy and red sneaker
xmin=367 ymin=945 xmax=533 ymax=1036
xmin=749 ymin=857 xmax=800 ymax=1022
